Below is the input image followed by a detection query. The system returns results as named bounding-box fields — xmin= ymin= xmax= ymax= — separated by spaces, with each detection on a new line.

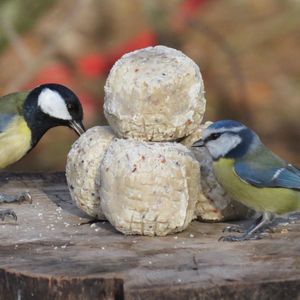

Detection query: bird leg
xmin=222 ymin=214 xmax=264 ymax=233
xmin=0 ymin=192 xmax=32 ymax=204
xmin=0 ymin=209 xmax=17 ymax=221
xmin=219 ymin=212 xmax=274 ymax=242
xmin=0 ymin=192 xmax=31 ymax=223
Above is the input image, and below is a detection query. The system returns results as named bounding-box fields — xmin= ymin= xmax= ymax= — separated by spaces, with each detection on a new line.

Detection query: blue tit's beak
xmin=69 ymin=120 xmax=86 ymax=136
xmin=192 ymin=139 xmax=205 ymax=148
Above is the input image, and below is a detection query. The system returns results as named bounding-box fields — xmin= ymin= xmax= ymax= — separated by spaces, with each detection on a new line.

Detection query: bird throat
xmin=23 ymin=102 xmax=62 ymax=148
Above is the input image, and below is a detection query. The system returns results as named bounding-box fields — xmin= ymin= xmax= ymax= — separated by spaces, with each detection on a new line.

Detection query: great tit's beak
xmin=69 ymin=120 xmax=86 ymax=136
xmin=192 ymin=139 xmax=205 ymax=148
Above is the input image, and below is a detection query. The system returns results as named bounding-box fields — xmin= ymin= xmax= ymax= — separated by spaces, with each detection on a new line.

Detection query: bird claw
xmin=222 ymin=224 xmax=245 ymax=233
xmin=219 ymin=233 xmax=264 ymax=242
xmin=0 ymin=209 xmax=17 ymax=221
xmin=0 ymin=192 xmax=32 ymax=204
xmin=17 ymin=192 xmax=32 ymax=204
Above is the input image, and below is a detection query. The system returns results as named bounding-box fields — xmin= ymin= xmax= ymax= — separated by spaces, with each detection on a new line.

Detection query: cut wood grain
xmin=0 ymin=172 xmax=299 ymax=300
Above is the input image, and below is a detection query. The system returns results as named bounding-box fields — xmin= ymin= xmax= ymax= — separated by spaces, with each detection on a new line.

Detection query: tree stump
xmin=0 ymin=172 xmax=299 ymax=300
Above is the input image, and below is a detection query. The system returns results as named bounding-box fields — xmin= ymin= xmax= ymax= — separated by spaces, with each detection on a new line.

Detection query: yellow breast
xmin=213 ymin=158 xmax=300 ymax=214
xmin=0 ymin=116 xmax=32 ymax=169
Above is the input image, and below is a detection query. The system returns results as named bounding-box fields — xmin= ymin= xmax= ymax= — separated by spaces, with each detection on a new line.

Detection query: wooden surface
xmin=0 ymin=172 xmax=299 ymax=300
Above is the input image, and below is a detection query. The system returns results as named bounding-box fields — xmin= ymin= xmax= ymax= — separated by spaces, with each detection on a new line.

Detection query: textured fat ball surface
xmin=100 ymin=139 xmax=200 ymax=236
xmin=66 ymin=126 xmax=115 ymax=219
xmin=104 ymin=45 xmax=206 ymax=141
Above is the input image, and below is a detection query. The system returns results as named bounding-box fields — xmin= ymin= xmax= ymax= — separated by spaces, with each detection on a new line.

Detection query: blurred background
xmin=0 ymin=0 xmax=299 ymax=171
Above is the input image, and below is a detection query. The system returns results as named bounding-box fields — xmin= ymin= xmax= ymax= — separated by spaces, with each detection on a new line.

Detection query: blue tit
xmin=0 ymin=83 xmax=85 ymax=221
xmin=192 ymin=120 xmax=300 ymax=242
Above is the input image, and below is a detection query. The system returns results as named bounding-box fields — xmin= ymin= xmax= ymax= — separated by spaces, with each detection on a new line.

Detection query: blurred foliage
xmin=0 ymin=0 xmax=300 ymax=170
xmin=0 ymin=0 xmax=55 ymax=52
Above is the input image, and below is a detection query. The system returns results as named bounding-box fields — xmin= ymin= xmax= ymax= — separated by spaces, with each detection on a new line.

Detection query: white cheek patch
xmin=38 ymin=88 xmax=72 ymax=120
xmin=206 ymin=134 xmax=242 ymax=159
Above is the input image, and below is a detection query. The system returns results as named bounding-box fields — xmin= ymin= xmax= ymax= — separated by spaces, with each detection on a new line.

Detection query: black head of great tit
xmin=0 ymin=83 xmax=85 ymax=169
xmin=23 ymin=83 xmax=85 ymax=147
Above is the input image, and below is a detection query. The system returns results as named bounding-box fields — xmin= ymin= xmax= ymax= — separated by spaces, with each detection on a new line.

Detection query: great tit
xmin=0 ymin=83 xmax=85 ymax=221
xmin=193 ymin=120 xmax=300 ymax=241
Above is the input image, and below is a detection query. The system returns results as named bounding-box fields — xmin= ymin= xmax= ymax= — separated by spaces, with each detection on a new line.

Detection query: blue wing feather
xmin=0 ymin=91 xmax=26 ymax=133
xmin=235 ymin=161 xmax=300 ymax=190
xmin=0 ymin=114 xmax=15 ymax=133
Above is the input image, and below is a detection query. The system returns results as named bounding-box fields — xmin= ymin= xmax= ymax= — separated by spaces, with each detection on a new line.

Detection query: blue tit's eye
xmin=210 ymin=133 xmax=221 ymax=140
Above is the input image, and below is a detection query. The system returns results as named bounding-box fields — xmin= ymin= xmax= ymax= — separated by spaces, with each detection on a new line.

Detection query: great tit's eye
xmin=67 ymin=103 xmax=74 ymax=110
